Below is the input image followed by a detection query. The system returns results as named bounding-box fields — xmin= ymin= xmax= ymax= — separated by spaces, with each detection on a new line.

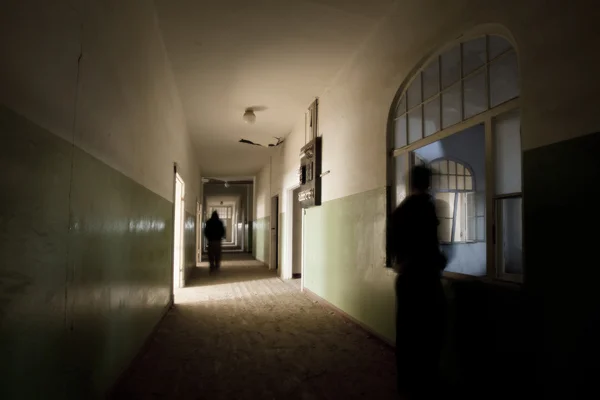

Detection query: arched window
xmin=389 ymin=32 xmax=523 ymax=281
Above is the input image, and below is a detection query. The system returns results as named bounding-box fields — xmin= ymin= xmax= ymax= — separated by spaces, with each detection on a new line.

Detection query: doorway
xmin=173 ymin=171 xmax=185 ymax=290
xmin=271 ymin=195 xmax=279 ymax=271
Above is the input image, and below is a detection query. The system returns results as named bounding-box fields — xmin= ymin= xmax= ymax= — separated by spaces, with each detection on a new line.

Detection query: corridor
xmin=111 ymin=254 xmax=397 ymax=400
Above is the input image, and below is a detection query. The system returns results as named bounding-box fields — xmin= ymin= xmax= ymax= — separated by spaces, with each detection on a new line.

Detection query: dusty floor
xmin=112 ymin=254 xmax=397 ymax=400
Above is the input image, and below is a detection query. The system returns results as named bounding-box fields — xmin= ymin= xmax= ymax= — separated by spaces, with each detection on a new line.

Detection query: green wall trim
xmin=0 ymin=105 xmax=180 ymax=399
xmin=303 ymin=187 xmax=396 ymax=343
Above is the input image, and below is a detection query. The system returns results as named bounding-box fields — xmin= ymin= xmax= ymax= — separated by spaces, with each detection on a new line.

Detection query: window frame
xmin=387 ymin=29 xmax=523 ymax=284
xmin=427 ymin=157 xmax=477 ymax=244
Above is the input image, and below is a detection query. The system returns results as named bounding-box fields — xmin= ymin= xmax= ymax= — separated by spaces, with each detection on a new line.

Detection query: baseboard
xmin=302 ymin=288 xmax=395 ymax=349
xmin=106 ymin=299 xmax=173 ymax=398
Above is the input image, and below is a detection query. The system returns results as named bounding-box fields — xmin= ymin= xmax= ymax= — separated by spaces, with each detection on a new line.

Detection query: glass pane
xmin=432 ymin=174 xmax=440 ymax=189
xmin=498 ymin=197 xmax=523 ymax=274
xmin=439 ymin=219 xmax=453 ymax=243
xmin=394 ymin=115 xmax=407 ymax=148
xmin=440 ymin=160 xmax=448 ymax=174
xmin=449 ymin=175 xmax=456 ymax=190
xmin=457 ymin=176 xmax=465 ymax=190
xmin=439 ymin=175 xmax=448 ymax=190
xmin=465 ymin=176 xmax=473 ymax=190
xmin=441 ymin=46 xmax=461 ymax=89
xmin=393 ymin=154 xmax=408 ymax=206
xmin=449 ymin=161 xmax=456 ymax=174
xmin=457 ymin=163 xmax=464 ymax=175
xmin=431 ymin=161 xmax=440 ymax=174
xmin=494 ymin=109 xmax=521 ymax=194
xmin=462 ymin=37 xmax=486 ymax=76
xmin=464 ymin=69 xmax=487 ymax=119
xmin=490 ymin=51 xmax=519 ymax=107
xmin=442 ymin=83 xmax=462 ymax=128
xmin=489 ymin=35 xmax=512 ymax=60
xmin=435 ymin=192 xmax=455 ymax=218
xmin=465 ymin=168 xmax=471 ymax=176
xmin=423 ymin=58 xmax=440 ymax=99
xmin=407 ymin=76 xmax=422 ymax=109
xmin=424 ymin=97 xmax=441 ymax=137
xmin=396 ymin=95 xmax=406 ymax=117
xmin=408 ymin=106 xmax=422 ymax=143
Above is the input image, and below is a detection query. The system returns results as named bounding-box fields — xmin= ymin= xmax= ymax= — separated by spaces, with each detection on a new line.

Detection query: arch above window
xmin=393 ymin=35 xmax=519 ymax=149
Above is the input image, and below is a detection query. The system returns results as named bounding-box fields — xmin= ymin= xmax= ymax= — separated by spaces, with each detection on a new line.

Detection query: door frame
xmin=270 ymin=195 xmax=279 ymax=271
xmin=172 ymin=167 xmax=185 ymax=291
xmin=196 ymin=200 xmax=202 ymax=266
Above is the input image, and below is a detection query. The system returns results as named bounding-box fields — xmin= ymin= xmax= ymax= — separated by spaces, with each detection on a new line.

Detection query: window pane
xmin=449 ymin=175 xmax=457 ymax=190
xmin=439 ymin=219 xmax=453 ymax=243
xmin=423 ymin=58 xmax=440 ymax=99
xmin=489 ymin=35 xmax=512 ymax=60
xmin=394 ymin=115 xmax=407 ymax=148
xmin=465 ymin=168 xmax=471 ymax=176
xmin=393 ymin=153 xmax=408 ymax=207
xmin=490 ymin=51 xmax=519 ymax=107
xmin=442 ymin=83 xmax=462 ymax=128
xmin=462 ymin=37 xmax=486 ymax=76
xmin=498 ymin=197 xmax=523 ymax=275
xmin=440 ymin=175 xmax=449 ymax=190
xmin=396 ymin=95 xmax=406 ymax=117
xmin=408 ymin=106 xmax=422 ymax=143
xmin=494 ymin=109 xmax=522 ymax=194
xmin=439 ymin=159 xmax=448 ymax=174
xmin=457 ymin=163 xmax=464 ymax=175
xmin=457 ymin=176 xmax=465 ymax=190
xmin=431 ymin=161 xmax=441 ymax=174
xmin=432 ymin=174 xmax=440 ymax=189
xmin=407 ymin=76 xmax=422 ymax=109
xmin=435 ymin=192 xmax=455 ymax=218
xmin=465 ymin=176 xmax=473 ymax=190
xmin=464 ymin=69 xmax=488 ymax=119
xmin=424 ymin=97 xmax=441 ymax=137
xmin=441 ymin=46 xmax=461 ymax=89
xmin=449 ymin=161 xmax=456 ymax=174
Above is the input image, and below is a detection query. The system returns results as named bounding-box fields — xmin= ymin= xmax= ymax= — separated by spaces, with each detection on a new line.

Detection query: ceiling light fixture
xmin=243 ymin=108 xmax=256 ymax=124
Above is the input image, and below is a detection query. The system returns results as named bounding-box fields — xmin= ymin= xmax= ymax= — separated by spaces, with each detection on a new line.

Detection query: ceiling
xmin=155 ymin=0 xmax=394 ymax=177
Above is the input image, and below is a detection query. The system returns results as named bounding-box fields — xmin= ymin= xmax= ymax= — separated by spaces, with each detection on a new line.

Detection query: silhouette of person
xmin=204 ymin=211 xmax=225 ymax=273
xmin=387 ymin=165 xmax=447 ymax=399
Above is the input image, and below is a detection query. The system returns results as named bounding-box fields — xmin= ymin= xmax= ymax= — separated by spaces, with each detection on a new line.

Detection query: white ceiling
xmin=155 ymin=0 xmax=394 ymax=177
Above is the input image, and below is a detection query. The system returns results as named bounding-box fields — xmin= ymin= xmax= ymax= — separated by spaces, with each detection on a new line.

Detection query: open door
xmin=173 ymin=172 xmax=185 ymax=289
xmin=270 ymin=195 xmax=279 ymax=270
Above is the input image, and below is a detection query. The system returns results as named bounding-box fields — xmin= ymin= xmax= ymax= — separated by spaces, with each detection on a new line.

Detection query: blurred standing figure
xmin=204 ymin=211 xmax=225 ymax=273
xmin=387 ymin=165 xmax=447 ymax=399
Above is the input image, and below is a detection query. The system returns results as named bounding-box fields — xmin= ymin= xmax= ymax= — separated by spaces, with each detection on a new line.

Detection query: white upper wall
xmin=0 ymin=0 xmax=201 ymax=213
xmin=255 ymin=162 xmax=271 ymax=219
xmin=263 ymin=0 xmax=600 ymax=204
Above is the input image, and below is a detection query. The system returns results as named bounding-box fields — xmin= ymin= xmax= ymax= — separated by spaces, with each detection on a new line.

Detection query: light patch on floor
xmin=112 ymin=254 xmax=397 ymax=399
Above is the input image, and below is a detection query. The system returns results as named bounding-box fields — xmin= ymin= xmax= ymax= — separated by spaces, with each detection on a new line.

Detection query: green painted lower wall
xmin=253 ymin=216 xmax=270 ymax=265
xmin=0 ymin=105 xmax=177 ymax=399
xmin=303 ymin=187 xmax=396 ymax=342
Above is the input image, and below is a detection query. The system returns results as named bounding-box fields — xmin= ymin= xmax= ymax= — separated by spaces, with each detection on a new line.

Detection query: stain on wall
xmin=0 ymin=105 xmax=178 ymax=398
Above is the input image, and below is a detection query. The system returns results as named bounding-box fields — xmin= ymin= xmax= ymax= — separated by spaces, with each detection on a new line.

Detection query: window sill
xmin=443 ymin=271 xmax=523 ymax=290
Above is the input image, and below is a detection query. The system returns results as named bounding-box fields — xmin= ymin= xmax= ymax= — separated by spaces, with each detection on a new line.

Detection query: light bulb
xmin=243 ymin=110 xmax=256 ymax=124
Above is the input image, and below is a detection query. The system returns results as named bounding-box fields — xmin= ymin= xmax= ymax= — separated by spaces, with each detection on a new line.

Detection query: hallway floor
xmin=112 ymin=254 xmax=397 ymax=399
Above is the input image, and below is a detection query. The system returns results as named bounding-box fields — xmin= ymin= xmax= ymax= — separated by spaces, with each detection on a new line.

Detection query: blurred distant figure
xmin=387 ymin=165 xmax=447 ymax=399
xmin=204 ymin=211 xmax=225 ymax=273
